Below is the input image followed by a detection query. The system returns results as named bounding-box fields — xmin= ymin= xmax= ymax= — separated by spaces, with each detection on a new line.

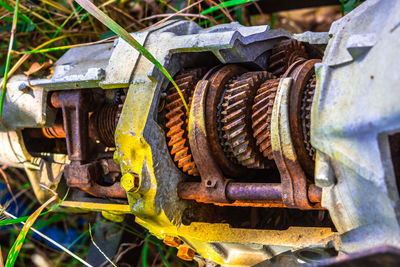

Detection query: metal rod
xmin=178 ymin=182 xmax=322 ymax=204
xmin=226 ymin=183 xmax=282 ymax=201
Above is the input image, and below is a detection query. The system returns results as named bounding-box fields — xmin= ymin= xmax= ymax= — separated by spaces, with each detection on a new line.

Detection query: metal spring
xmin=90 ymin=104 xmax=119 ymax=147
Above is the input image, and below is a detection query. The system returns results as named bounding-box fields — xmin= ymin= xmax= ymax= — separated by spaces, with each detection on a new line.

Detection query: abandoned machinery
xmin=1 ymin=0 xmax=400 ymax=265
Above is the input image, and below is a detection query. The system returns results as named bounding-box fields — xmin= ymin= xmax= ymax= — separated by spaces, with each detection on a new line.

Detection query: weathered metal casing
xmin=313 ymin=0 xmax=400 ymax=254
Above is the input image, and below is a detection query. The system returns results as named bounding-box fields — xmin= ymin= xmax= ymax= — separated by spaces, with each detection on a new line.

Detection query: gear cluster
xmin=164 ymin=39 xmax=318 ymax=176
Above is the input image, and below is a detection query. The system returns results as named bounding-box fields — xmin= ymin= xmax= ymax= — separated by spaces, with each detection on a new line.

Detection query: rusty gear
xmin=251 ymin=79 xmax=280 ymax=160
xmin=301 ymin=75 xmax=316 ymax=160
xmin=165 ymin=69 xmax=204 ymax=176
xmin=289 ymin=59 xmax=321 ymax=177
xmin=217 ymin=76 xmax=240 ymax=164
xmin=269 ymin=39 xmax=308 ymax=77
xmin=205 ymin=65 xmax=250 ymax=178
xmin=220 ymin=71 xmax=275 ymax=169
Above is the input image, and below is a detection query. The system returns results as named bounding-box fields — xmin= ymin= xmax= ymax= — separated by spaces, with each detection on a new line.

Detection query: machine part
xmin=313 ymin=0 xmax=400 ymax=254
xmin=165 ymin=68 xmax=205 ymax=176
xmin=289 ymin=59 xmax=321 ymax=176
xmin=271 ymin=78 xmax=318 ymax=209
xmin=252 ymin=78 xmax=280 ymax=160
xmin=177 ymin=246 xmax=195 ymax=261
xmin=301 ymin=75 xmax=317 ymax=160
xmin=269 ymin=39 xmax=308 ymax=76
xmin=50 ymin=89 xmax=125 ymax=198
xmin=178 ymin=180 xmax=322 ymax=204
xmin=205 ymin=65 xmax=249 ymax=177
xmin=163 ymin=235 xmax=182 ymax=247
xmin=42 ymin=122 xmax=66 ymax=139
xmin=221 ymin=71 xmax=275 ymax=169
xmin=5 ymin=15 xmax=386 ymax=266
xmin=90 ymin=103 xmax=119 ymax=147
xmin=179 ymin=75 xmax=323 ymax=207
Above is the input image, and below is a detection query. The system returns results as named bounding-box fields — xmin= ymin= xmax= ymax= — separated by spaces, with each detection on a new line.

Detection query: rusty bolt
xmin=121 ymin=172 xmax=140 ymax=192
xmin=177 ymin=246 xmax=195 ymax=261
xmin=163 ymin=235 xmax=181 ymax=247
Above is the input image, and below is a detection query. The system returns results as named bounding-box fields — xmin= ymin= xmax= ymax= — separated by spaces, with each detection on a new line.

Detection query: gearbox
xmin=1 ymin=0 xmax=400 ymax=265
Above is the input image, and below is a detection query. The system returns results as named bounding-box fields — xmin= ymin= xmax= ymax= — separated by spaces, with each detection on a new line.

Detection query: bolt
xmin=163 ymin=235 xmax=181 ymax=247
xmin=121 ymin=172 xmax=140 ymax=192
xmin=177 ymin=246 xmax=195 ymax=261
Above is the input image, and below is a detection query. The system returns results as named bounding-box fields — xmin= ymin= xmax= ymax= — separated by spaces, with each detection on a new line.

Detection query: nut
xmin=121 ymin=172 xmax=140 ymax=192
xmin=163 ymin=235 xmax=181 ymax=247
xmin=177 ymin=246 xmax=195 ymax=261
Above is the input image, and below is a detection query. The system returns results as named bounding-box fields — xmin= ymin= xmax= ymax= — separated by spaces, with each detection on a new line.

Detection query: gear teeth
xmin=220 ymin=71 xmax=275 ymax=169
xmin=251 ymin=79 xmax=280 ymax=160
xmin=301 ymin=75 xmax=316 ymax=160
xmin=269 ymin=39 xmax=308 ymax=77
xmin=164 ymin=68 xmax=204 ymax=176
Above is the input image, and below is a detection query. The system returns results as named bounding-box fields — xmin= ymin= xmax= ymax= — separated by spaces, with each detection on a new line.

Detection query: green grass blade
xmin=88 ymin=224 xmax=117 ymax=267
xmin=3 ymin=209 xmax=92 ymax=267
xmin=0 ymin=0 xmax=20 ymax=121
xmin=270 ymin=12 xmax=278 ymax=29
xmin=200 ymin=0 xmax=256 ymax=15
xmin=157 ymin=244 xmax=171 ymax=267
xmin=0 ymin=0 xmax=31 ymax=24
xmin=14 ymin=38 xmax=115 ymax=55
xmin=0 ymin=189 xmax=68 ymax=226
xmin=142 ymin=233 xmax=150 ymax=267
xmin=5 ymin=194 xmax=57 ymax=266
xmin=52 ymin=6 xmax=83 ymax=39
xmin=74 ymin=0 xmax=189 ymax=111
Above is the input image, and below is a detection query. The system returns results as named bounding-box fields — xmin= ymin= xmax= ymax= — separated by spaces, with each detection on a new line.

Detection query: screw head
xmin=163 ymin=235 xmax=181 ymax=247
xmin=121 ymin=172 xmax=140 ymax=192
xmin=177 ymin=246 xmax=195 ymax=261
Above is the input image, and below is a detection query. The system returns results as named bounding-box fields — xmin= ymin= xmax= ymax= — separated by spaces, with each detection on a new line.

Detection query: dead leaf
xmin=24 ymin=60 xmax=53 ymax=78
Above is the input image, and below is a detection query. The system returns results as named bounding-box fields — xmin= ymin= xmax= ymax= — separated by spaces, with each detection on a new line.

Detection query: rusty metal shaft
xmin=226 ymin=183 xmax=282 ymax=201
xmin=178 ymin=182 xmax=321 ymax=204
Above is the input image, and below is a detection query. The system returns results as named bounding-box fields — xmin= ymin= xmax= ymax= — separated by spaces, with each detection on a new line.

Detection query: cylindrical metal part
xmin=178 ymin=182 xmax=322 ymax=204
xmin=42 ymin=123 xmax=66 ymax=138
xmin=50 ymin=92 xmax=62 ymax=108
xmin=89 ymin=104 xmax=119 ymax=147
xmin=226 ymin=183 xmax=282 ymax=201
xmin=308 ymin=184 xmax=322 ymax=203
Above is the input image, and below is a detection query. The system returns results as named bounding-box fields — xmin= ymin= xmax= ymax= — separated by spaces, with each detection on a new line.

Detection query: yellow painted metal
xmin=137 ymin=217 xmax=338 ymax=266
xmin=121 ymin=172 xmax=140 ymax=193
xmin=177 ymin=223 xmax=337 ymax=248
xmin=113 ymin=70 xmax=338 ymax=266
xmin=101 ymin=211 xmax=125 ymax=222
xmin=114 ymin=64 xmax=180 ymax=240
xmin=61 ymin=201 xmax=131 ymax=213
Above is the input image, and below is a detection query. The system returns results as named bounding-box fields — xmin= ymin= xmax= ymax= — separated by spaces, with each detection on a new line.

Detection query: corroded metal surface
xmin=90 ymin=103 xmax=119 ymax=147
xmin=271 ymin=78 xmax=318 ymax=209
xmin=205 ymin=65 xmax=249 ymax=177
xmin=289 ymin=59 xmax=321 ymax=176
xmin=301 ymin=75 xmax=317 ymax=160
xmin=226 ymin=182 xmax=282 ymax=201
xmin=221 ymin=71 xmax=275 ymax=169
xmin=82 ymin=182 xmax=126 ymax=198
xmin=186 ymin=79 xmax=230 ymax=203
xmin=165 ymin=68 xmax=205 ymax=176
xmin=269 ymin=39 xmax=308 ymax=76
xmin=252 ymin=78 xmax=280 ymax=159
